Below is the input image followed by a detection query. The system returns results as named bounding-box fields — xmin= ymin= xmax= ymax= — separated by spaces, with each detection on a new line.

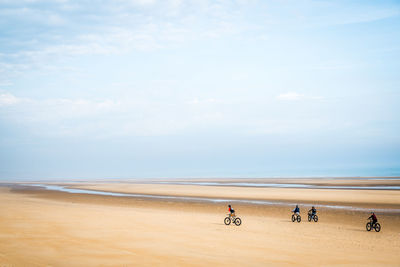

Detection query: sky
xmin=0 ymin=0 xmax=400 ymax=180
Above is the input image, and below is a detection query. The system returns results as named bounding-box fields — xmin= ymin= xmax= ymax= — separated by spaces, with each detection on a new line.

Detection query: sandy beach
xmin=1 ymin=179 xmax=400 ymax=266
xmin=66 ymin=180 xmax=400 ymax=208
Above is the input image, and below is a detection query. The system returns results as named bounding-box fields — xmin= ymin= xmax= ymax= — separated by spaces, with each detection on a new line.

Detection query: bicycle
xmin=308 ymin=212 xmax=318 ymax=222
xmin=366 ymin=219 xmax=381 ymax=232
xmin=291 ymin=213 xmax=301 ymax=223
xmin=224 ymin=214 xmax=242 ymax=226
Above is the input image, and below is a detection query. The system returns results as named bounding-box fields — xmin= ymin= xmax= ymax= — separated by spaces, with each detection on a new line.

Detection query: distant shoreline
xmin=4 ymin=179 xmax=400 ymax=214
xmin=2 ymin=175 xmax=400 ymax=184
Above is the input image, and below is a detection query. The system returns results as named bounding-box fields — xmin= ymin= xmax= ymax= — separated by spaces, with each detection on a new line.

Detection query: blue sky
xmin=1 ymin=0 xmax=400 ymax=180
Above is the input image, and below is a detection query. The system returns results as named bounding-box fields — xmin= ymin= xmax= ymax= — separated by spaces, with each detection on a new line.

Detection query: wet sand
xmin=66 ymin=181 xmax=400 ymax=209
xmin=1 ymin=180 xmax=400 ymax=266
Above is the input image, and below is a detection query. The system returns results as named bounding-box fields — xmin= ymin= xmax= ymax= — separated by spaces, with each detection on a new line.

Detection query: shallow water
xmin=21 ymin=184 xmax=400 ymax=214
xmin=155 ymin=181 xmax=400 ymax=190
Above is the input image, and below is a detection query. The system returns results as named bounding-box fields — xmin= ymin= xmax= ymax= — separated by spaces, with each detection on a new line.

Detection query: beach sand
xmin=1 ymin=180 xmax=400 ymax=266
xmin=66 ymin=181 xmax=400 ymax=208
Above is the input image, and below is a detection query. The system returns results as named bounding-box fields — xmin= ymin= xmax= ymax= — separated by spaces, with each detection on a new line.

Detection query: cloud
xmin=276 ymin=92 xmax=304 ymax=101
xmin=0 ymin=92 xmax=22 ymax=106
xmin=0 ymin=87 xmax=240 ymax=139
xmin=0 ymin=80 xmax=13 ymax=87
xmin=324 ymin=7 xmax=399 ymax=26
xmin=187 ymin=98 xmax=219 ymax=105
xmin=0 ymin=92 xmax=225 ymax=137
xmin=276 ymin=92 xmax=324 ymax=101
xmin=0 ymin=0 xmax=249 ymax=78
xmin=0 ymin=92 xmax=121 ymax=115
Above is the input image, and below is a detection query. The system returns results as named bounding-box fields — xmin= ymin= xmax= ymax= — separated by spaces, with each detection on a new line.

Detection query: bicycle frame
xmin=228 ymin=213 xmax=236 ymax=219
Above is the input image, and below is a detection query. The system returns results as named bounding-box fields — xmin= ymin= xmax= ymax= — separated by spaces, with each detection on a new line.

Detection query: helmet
xmin=312 ymin=206 xmax=315 ymax=209
xmin=228 ymin=205 xmax=231 ymax=207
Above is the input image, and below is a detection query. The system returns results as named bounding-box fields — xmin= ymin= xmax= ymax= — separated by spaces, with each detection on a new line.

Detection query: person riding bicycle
xmin=308 ymin=206 xmax=317 ymax=216
xmin=293 ymin=204 xmax=300 ymax=215
xmin=228 ymin=205 xmax=235 ymax=217
xmin=368 ymin=212 xmax=378 ymax=225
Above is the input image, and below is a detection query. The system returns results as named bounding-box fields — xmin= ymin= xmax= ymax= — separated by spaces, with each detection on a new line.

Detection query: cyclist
xmin=368 ymin=212 xmax=378 ymax=226
xmin=308 ymin=206 xmax=317 ymax=216
xmin=228 ymin=205 xmax=235 ymax=216
xmin=293 ymin=204 xmax=300 ymax=215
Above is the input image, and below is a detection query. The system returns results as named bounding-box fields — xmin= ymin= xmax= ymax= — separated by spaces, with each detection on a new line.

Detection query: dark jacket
xmin=369 ymin=214 xmax=377 ymax=222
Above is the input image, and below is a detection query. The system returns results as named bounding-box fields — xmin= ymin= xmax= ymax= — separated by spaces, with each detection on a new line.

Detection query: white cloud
xmin=276 ymin=92 xmax=304 ymax=101
xmin=276 ymin=92 xmax=324 ymax=101
xmin=0 ymin=80 xmax=13 ymax=87
xmin=0 ymin=92 xmax=22 ymax=106
xmin=0 ymin=0 xmax=248 ymax=76
xmin=324 ymin=7 xmax=399 ymax=26
xmin=0 ymin=91 xmax=229 ymax=137
xmin=128 ymin=0 xmax=156 ymax=7
xmin=0 ymin=92 xmax=121 ymax=115
xmin=187 ymin=98 xmax=200 ymax=104
xmin=187 ymin=98 xmax=219 ymax=105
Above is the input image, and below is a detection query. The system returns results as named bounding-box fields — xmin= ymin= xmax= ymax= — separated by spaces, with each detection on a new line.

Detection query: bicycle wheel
xmin=366 ymin=222 xmax=372 ymax=231
xmin=374 ymin=223 xmax=381 ymax=232
xmin=297 ymin=215 xmax=301 ymax=223
xmin=234 ymin=217 xmax=242 ymax=226
xmin=224 ymin=217 xmax=231 ymax=225
xmin=308 ymin=215 xmax=311 ymax=222
xmin=313 ymin=215 xmax=318 ymax=222
xmin=292 ymin=214 xmax=295 ymax=222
